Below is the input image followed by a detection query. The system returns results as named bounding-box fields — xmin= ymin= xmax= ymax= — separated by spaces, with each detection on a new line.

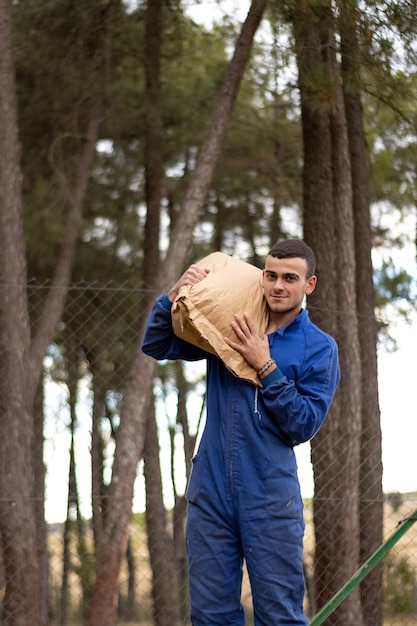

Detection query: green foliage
xmin=13 ymin=0 xmax=127 ymax=279
xmin=374 ymin=261 xmax=414 ymax=305
xmin=73 ymin=534 xmax=96 ymax=620
xmin=14 ymin=0 xmax=112 ymax=165
xmin=386 ymin=492 xmax=404 ymax=513
xmin=131 ymin=511 xmax=147 ymax=533
xmin=12 ymin=0 xmax=417 ymax=317
xmin=384 ymin=552 xmax=417 ymax=616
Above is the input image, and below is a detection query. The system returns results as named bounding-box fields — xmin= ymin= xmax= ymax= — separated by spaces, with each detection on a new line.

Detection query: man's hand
xmin=167 ymin=265 xmax=210 ymax=303
xmin=224 ymin=312 xmax=273 ymax=373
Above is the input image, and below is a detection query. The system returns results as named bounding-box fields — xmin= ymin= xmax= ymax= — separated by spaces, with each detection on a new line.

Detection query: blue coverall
xmin=142 ymin=294 xmax=340 ymax=625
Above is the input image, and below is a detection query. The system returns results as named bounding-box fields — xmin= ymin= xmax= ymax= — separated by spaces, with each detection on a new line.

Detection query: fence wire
xmin=1 ymin=280 xmax=416 ymax=625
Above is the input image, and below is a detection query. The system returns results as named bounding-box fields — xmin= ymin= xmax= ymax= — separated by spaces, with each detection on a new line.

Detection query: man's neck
xmin=266 ymin=308 xmax=302 ymax=333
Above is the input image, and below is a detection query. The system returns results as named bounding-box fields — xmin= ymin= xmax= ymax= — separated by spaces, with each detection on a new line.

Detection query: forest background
xmin=0 ymin=0 xmax=416 ymax=625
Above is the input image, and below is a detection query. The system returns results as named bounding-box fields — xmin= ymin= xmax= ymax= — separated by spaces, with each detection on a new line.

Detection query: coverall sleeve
xmin=259 ymin=339 xmax=340 ymax=447
xmin=142 ymin=294 xmax=208 ymax=362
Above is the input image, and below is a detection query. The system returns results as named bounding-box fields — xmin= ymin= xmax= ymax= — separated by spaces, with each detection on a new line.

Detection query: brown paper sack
xmin=171 ymin=252 xmax=269 ymax=386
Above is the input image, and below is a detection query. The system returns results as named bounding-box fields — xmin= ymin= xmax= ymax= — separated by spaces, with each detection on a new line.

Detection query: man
xmin=142 ymin=239 xmax=340 ymax=625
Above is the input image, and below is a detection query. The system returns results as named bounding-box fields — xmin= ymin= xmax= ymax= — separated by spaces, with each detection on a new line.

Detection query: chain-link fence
xmin=1 ymin=281 xmax=416 ymax=625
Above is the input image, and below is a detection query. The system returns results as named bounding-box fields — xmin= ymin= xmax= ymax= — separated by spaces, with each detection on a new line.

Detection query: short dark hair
xmin=268 ymin=239 xmax=316 ymax=278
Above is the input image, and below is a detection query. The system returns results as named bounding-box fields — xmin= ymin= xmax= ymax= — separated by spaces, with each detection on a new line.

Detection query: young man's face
xmin=262 ymin=255 xmax=317 ymax=325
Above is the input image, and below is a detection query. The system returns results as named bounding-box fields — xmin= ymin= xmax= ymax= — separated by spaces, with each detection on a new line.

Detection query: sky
xmin=378 ymin=318 xmax=417 ymax=493
xmin=184 ymin=0 xmax=249 ymax=26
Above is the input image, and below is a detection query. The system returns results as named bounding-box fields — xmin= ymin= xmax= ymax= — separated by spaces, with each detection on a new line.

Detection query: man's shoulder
xmin=301 ymin=310 xmax=338 ymax=350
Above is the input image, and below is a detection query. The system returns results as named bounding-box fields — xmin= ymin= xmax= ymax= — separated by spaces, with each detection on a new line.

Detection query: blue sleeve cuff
xmin=160 ymin=294 xmax=173 ymax=311
xmin=260 ymin=365 xmax=285 ymax=387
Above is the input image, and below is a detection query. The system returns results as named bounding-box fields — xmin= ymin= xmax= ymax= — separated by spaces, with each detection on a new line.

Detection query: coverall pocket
xmin=265 ymin=467 xmax=304 ymax=519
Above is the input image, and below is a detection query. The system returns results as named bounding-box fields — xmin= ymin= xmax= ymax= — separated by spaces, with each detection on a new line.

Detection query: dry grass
xmin=383 ymin=621 xmax=417 ymax=626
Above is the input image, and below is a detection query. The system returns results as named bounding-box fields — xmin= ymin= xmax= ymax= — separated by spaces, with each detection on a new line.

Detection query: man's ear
xmin=305 ymin=275 xmax=317 ymax=295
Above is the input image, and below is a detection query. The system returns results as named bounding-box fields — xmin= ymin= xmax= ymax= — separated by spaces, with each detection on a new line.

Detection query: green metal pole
xmin=309 ymin=509 xmax=417 ymax=626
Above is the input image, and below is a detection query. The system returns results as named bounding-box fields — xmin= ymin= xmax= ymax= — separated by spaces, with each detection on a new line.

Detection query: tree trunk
xmin=0 ymin=6 xmax=117 ymax=617
xmin=293 ymin=1 xmax=363 ymax=623
xmin=60 ymin=451 xmax=75 ymax=625
xmin=159 ymin=0 xmax=268 ymax=288
xmin=173 ymin=362 xmax=195 ymax=623
xmin=325 ymin=34 xmax=364 ymax=624
xmin=143 ymin=3 xmax=180 ymax=623
xmin=143 ymin=0 xmax=164 ymax=288
xmin=60 ymin=359 xmax=80 ymax=625
xmin=0 ymin=0 xmax=40 ymax=622
xmin=89 ymin=346 xmax=109 ymax=553
xmin=144 ymin=402 xmax=181 ymax=626
xmin=174 ymin=361 xmax=196 ymax=486
xmin=91 ymin=383 xmax=106 ymax=551
xmin=126 ymin=537 xmax=137 ymax=619
xmin=33 ymin=380 xmax=50 ymax=626
xmin=339 ymin=1 xmax=384 ymax=622
xmin=173 ymin=494 xmax=189 ymax=624
xmin=28 ymin=0 xmax=119 ymax=401
xmin=86 ymin=3 xmax=267 ymax=623
xmin=269 ymin=18 xmax=287 ymax=246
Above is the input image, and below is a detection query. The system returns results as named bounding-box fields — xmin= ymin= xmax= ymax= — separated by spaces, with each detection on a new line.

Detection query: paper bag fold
xmin=171 ymin=252 xmax=268 ymax=386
